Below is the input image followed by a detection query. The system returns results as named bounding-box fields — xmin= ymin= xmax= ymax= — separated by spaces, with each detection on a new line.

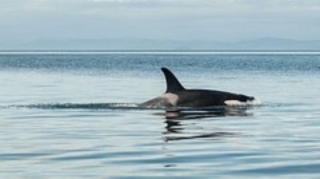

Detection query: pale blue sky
xmin=1 ymin=0 xmax=320 ymax=48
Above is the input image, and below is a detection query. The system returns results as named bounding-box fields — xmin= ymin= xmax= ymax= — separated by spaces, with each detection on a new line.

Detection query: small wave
xmin=5 ymin=103 xmax=139 ymax=110
xmin=2 ymin=102 xmax=261 ymax=115
xmin=1 ymin=102 xmax=260 ymax=120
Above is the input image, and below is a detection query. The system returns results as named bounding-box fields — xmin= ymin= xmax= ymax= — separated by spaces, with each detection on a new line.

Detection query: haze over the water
xmin=1 ymin=0 xmax=320 ymax=50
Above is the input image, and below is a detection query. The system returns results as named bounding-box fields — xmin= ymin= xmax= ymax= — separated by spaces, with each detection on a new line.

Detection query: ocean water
xmin=0 ymin=52 xmax=320 ymax=178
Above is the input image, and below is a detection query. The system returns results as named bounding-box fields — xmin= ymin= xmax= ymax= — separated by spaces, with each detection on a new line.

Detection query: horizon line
xmin=1 ymin=49 xmax=320 ymax=55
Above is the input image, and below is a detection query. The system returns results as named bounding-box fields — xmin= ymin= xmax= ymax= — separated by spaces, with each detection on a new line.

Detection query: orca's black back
xmin=176 ymin=90 xmax=254 ymax=107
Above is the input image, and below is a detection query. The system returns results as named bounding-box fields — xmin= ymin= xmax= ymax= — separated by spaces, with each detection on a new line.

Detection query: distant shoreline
xmin=0 ymin=49 xmax=320 ymax=55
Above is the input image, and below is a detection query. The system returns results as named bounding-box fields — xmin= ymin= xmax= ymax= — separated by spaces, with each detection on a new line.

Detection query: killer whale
xmin=140 ymin=67 xmax=257 ymax=108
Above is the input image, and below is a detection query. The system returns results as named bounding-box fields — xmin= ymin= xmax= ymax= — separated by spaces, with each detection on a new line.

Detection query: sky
xmin=1 ymin=0 xmax=320 ymax=49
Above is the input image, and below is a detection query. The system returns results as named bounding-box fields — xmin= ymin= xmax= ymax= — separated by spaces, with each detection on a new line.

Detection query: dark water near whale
xmin=1 ymin=52 xmax=320 ymax=178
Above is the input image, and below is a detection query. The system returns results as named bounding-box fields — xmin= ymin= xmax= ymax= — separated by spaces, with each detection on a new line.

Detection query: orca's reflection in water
xmin=164 ymin=107 xmax=251 ymax=120
xmin=161 ymin=107 xmax=252 ymax=142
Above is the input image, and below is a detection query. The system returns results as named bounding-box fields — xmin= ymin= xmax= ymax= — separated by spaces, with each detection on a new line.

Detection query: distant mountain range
xmin=229 ymin=38 xmax=320 ymax=51
xmin=1 ymin=38 xmax=320 ymax=51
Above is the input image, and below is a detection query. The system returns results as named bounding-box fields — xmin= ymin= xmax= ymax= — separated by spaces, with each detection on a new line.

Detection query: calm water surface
xmin=0 ymin=52 xmax=320 ymax=178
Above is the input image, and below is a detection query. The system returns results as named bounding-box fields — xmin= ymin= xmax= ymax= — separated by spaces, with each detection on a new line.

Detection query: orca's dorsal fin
xmin=161 ymin=67 xmax=185 ymax=93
